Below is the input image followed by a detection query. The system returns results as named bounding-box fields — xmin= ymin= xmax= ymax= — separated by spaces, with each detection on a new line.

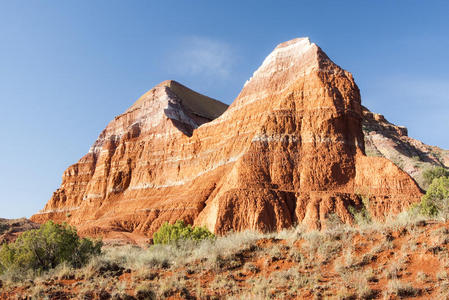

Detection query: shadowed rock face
xmin=31 ymin=38 xmax=423 ymax=241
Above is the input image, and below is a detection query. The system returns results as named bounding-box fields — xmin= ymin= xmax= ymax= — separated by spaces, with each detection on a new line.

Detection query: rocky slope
xmin=31 ymin=38 xmax=422 ymax=242
xmin=4 ymin=220 xmax=449 ymax=299
xmin=0 ymin=218 xmax=40 ymax=244
xmin=362 ymin=106 xmax=449 ymax=190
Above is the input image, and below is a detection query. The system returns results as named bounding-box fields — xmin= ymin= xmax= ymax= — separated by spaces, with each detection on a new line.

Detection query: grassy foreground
xmin=2 ymin=214 xmax=449 ymax=299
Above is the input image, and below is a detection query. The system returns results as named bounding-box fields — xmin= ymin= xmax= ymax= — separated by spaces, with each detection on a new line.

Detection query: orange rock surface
xmin=31 ymin=38 xmax=422 ymax=241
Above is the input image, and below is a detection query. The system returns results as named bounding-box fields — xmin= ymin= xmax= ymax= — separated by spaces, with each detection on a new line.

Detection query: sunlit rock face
xmin=362 ymin=106 xmax=449 ymax=190
xmin=32 ymin=38 xmax=422 ymax=242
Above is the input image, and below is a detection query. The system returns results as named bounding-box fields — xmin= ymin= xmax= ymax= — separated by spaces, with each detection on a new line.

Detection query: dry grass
xmin=386 ymin=279 xmax=421 ymax=298
xmin=3 ymin=216 xmax=449 ymax=299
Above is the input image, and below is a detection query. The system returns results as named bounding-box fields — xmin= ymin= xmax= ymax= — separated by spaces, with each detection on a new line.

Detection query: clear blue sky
xmin=1 ymin=1 xmax=448 ymax=219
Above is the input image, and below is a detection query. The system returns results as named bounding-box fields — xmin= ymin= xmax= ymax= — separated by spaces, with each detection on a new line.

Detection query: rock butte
xmin=32 ymin=38 xmax=424 ymax=243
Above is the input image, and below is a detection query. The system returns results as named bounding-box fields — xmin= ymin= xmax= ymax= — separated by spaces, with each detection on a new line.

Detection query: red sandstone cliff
xmin=31 ymin=38 xmax=423 ymax=241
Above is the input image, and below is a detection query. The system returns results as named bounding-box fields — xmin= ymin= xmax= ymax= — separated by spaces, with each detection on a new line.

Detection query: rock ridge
xmin=32 ymin=38 xmax=423 ymax=243
xmin=362 ymin=106 xmax=449 ymax=189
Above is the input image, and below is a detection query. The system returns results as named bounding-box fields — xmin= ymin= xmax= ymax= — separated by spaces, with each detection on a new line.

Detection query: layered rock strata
xmin=32 ymin=38 xmax=423 ymax=241
xmin=362 ymin=107 xmax=449 ymax=189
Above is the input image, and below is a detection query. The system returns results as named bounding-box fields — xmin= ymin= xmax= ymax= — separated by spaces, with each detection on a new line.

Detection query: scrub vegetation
xmin=152 ymin=220 xmax=215 ymax=245
xmin=3 ymin=214 xmax=449 ymax=299
xmin=0 ymin=221 xmax=101 ymax=281
xmin=3 ymin=177 xmax=449 ymax=299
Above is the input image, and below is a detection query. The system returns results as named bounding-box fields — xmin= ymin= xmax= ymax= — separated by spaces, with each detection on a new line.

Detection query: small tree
xmin=418 ymin=176 xmax=449 ymax=221
xmin=423 ymin=167 xmax=449 ymax=188
xmin=153 ymin=220 xmax=214 ymax=245
xmin=0 ymin=221 xmax=102 ymax=277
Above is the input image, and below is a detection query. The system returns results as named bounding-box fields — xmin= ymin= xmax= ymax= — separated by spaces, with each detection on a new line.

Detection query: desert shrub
xmin=325 ymin=213 xmax=344 ymax=229
xmin=135 ymin=285 xmax=156 ymax=300
xmin=423 ymin=167 xmax=449 ymax=188
xmin=413 ymin=176 xmax=449 ymax=220
xmin=386 ymin=279 xmax=420 ymax=297
xmin=348 ymin=196 xmax=372 ymax=226
xmin=0 ymin=221 xmax=102 ymax=277
xmin=153 ymin=220 xmax=214 ymax=245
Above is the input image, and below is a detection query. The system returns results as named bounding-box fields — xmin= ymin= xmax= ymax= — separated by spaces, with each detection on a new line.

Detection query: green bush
xmin=348 ymin=196 xmax=372 ymax=226
xmin=414 ymin=176 xmax=449 ymax=220
xmin=423 ymin=167 xmax=449 ymax=188
xmin=0 ymin=221 xmax=102 ymax=277
xmin=153 ymin=220 xmax=214 ymax=245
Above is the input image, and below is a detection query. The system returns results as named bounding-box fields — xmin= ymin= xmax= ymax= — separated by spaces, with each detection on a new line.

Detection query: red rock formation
xmin=362 ymin=106 xmax=449 ymax=189
xmin=32 ymin=38 xmax=422 ymax=241
xmin=0 ymin=218 xmax=40 ymax=244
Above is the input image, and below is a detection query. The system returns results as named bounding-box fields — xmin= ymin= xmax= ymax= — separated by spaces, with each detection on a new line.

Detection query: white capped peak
xmin=244 ymin=37 xmax=317 ymax=87
xmin=275 ymin=37 xmax=312 ymax=50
